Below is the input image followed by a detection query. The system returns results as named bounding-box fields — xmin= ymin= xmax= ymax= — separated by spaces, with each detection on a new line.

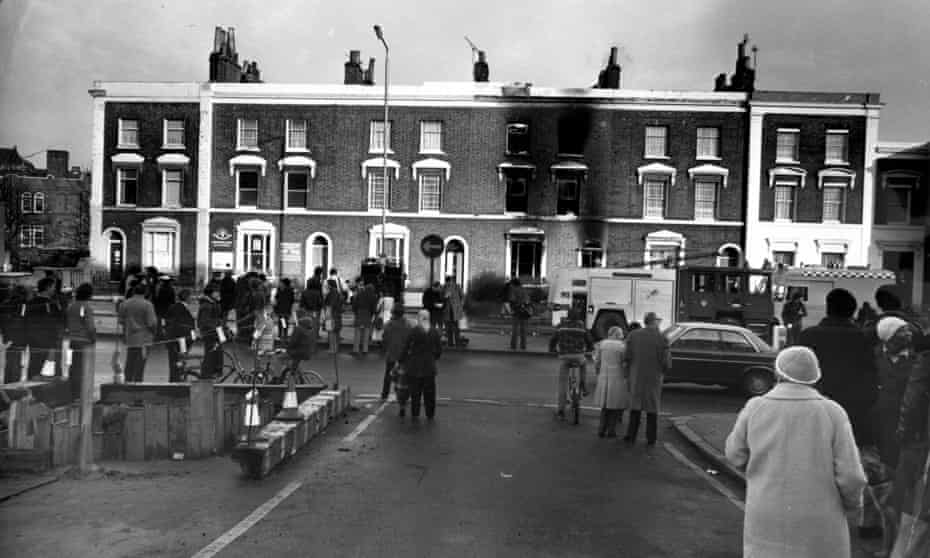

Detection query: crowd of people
xmin=728 ymin=284 xmax=930 ymax=557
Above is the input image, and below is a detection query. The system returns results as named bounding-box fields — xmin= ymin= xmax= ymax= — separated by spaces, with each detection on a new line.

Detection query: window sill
xmin=162 ymin=205 xmax=183 ymax=210
xmin=419 ymin=209 xmax=441 ymax=215
xmin=161 ymin=144 xmax=186 ymax=150
xmin=236 ymin=205 xmax=258 ymax=210
xmin=419 ymin=150 xmax=446 ymax=156
xmin=775 ymin=158 xmax=800 ymax=165
xmin=773 ymin=218 xmax=795 ymax=224
xmin=824 ymin=160 xmax=849 ymax=166
xmin=116 ymin=144 xmax=140 ymax=150
xmin=285 ymin=147 xmax=311 ymax=154
xmin=368 ymin=149 xmax=395 ymax=156
xmin=236 ymin=146 xmax=261 ymax=153
xmin=367 ymin=207 xmax=390 ymax=214
xmin=821 ymin=219 xmax=842 ymax=224
xmin=644 ymin=155 xmax=670 ymax=160
xmin=696 ymin=156 xmax=722 ymax=162
xmin=504 ymin=211 xmax=528 ymax=217
xmin=642 ymin=215 xmax=665 ymax=221
xmin=116 ymin=203 xmax=138 ymax=208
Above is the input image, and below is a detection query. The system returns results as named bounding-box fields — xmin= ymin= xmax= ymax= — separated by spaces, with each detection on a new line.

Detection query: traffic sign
xmin=420 ymin=234 xmax=444 ymax=258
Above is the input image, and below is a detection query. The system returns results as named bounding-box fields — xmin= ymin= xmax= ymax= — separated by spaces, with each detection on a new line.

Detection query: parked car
xmin=663 ymin=322 xmax=777 ymax=396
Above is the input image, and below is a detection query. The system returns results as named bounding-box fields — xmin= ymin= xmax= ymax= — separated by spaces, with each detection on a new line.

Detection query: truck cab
xmin=676 ymin=266 xmax=775 ymax=341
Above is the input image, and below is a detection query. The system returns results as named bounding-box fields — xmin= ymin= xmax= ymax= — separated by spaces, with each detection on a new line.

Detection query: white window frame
xmin=773 ymin=181 xmax=796 ymax=222
xmin=506 ymin=233 xmax=546 ymax=283
xmin=20 ymin=191 xmax=33 ymax=213
xmin=775 ymin=128 xmax=800 ymax=163
xmin=369 ymin=121 xmax=393 ymax=154
xmin=236 ymin=219 xmax=276 ymax=276
xmin=821 ymin=252 xmax=845 ymax=269
xmin=237 ymin=118 xmax=259 ymax=151
xmin=235 ymin=168 xmax=260 ymax=208
xmin=506 ymin=123 xmax=530 ymax=155
xmin=643 ymin=177 xmax=668 ymax=219
xmin=20 ymin=224 xmax=44 ymax=248
xmin=885 ymin=184 xmax=912 ymax=225
xmin=163 ymin=119 xmax=185 ymax=149
xmin=577 ymin=241 xmax=605 ymax=268
xmin=305 ymin=232 xmax=332 ymax=279
xmin=286 ymin=119 xmax=309 ymax=152
xmin=419 ymin=121 xmax=444 ymax=154
xmin=367 ymin=172 xmax=391 ymax=211
xmin=118 ymin=118 xmax=139 ymax=149
xmin=693 ymin=179 xmax=717 ymax=221
xmin=825 ymin=129 xmax=849 ymax=165
xmin=141 ymin=217 xmax=181 ymax=274
xmin=103 ymin=227 xmax=127 ymax=278
xmin=418 ymin=172 xmax=442 ymax=213
xmin=882 ymin=171 xmax=919 ymax=226
xmin=284 ymin=169 xmax=310 ymax=209
xmin=643 ymin=230 xmax=685 ymax=270
xmin=821 ymin=183 xmax=845 ymax=223
xmin=368 ymin=223 xmax=410 ymax=275
xmin=696 ymin=127 xmax=721 ymax=160
xmin=116 ymin=167 xmax=139 ymax=207
xmin=161 ymin=168 xmax=183 ymax=209
xmin=645 ymin=126 xmax=668 ymax=159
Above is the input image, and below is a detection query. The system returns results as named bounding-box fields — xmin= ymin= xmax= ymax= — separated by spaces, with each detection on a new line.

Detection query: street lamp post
xmin=374 ymin=25 xmax=389 ymax=269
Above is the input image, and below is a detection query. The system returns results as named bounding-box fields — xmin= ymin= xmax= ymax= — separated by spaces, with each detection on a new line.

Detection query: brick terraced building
xmin=87 ymin=30 xmax=885 ymax=293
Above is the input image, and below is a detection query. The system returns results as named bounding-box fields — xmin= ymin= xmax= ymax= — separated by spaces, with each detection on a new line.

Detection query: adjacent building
xmin=88 ymin=29 xmax=905 ymax=299
xmin=0 ymin=149 xmax=89 ymax=270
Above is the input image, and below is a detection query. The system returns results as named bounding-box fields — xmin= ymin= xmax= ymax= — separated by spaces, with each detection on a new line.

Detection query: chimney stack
xmin=596 ymin=46 xmax=621 ymax=89
xmin=473 ymin=50 xmax=489 ymax=82
xmin=46 ymin=150 xmax=69 ymax=178
xmin=712 ymin=34 xmax=757 ymax=93
xmin=227 ymin=27 xmax=237 ymax=61
xmin=364 ymin=58 xmax=376 ymax=85
xmin=209 ymin=26 xmax=262 ymax=83
xmin=344 ymin=50 xmax=365 ymax=85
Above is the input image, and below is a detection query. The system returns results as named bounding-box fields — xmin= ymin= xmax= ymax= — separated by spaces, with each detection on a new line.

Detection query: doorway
xmin=883 ymin=250 xmax=915 ymax=307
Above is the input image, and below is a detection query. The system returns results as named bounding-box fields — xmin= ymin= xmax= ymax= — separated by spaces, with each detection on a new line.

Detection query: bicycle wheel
xmin=295 ymin=369 xmax=326 ymax=387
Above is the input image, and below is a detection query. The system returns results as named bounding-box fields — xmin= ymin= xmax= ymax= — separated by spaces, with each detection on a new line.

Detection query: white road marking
xmin=191 ymin=480 xmax=303 ymax=558
xmin=343 ymin=397 xmax=390 ymax=443
xmin=663 ymin=442 xmax=744 ymax=511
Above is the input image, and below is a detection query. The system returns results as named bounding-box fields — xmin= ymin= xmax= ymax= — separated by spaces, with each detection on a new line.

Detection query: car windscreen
xmin=663 ymin=324 xmax=685 ymax=340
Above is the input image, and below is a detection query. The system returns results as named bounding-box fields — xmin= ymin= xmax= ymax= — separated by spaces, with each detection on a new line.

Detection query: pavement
xmin=671 ymin=412 xmax=886 ymax=558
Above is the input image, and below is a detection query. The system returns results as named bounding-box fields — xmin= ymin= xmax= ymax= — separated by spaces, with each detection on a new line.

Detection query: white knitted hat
xmin=775 ymin=346 xmax=822 ymax=385
xmin=877 ymin=317 xmax=909 ymax=343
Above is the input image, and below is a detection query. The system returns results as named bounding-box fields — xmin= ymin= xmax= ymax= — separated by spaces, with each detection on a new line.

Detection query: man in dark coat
xmin=399 ymin=310 xmax=442 ymax=419
xmin=623 ymin=312 xmax=671 ymax=446
xmin=164 ymin=289 xmax=196 ymax=382
xmin=25 ymin=278 xmax=65 ymax=379
xmin=351 ymin=280 xmax=378 ymax=355
xmin=220 ymin=270 xmax=236 ymax=319
xmin=799 ymin=288 xmax=878 ymax=446
xmin=421 ymin=282 xmax=444 ymax=332
xmin=197 ymin=285 xmax=225 ymax=379
xmin=274 ymin=278 xmax=296 ymax=344
xmin=508 ymin=278 xmax=531 ymax=351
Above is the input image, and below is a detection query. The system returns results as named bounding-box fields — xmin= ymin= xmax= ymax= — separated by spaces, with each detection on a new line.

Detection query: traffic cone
xmin=242 ymin=388 xmax=261 ymax=442
xmin=276 ymin=373 xmax=301 ymax=421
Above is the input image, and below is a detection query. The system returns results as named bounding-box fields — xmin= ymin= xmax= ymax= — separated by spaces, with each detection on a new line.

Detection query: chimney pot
xmin=365 ymin=58 xmax=376 ymax=85
xmin=609 ymin=46 xmax=618 ymax=65
xmin=213 ymin=27 xmax=226 ymax=53
xmin=350 ymin=50 xmax=361 ymax=65
xmin=473 ymin=50 xmax=489 ymax=82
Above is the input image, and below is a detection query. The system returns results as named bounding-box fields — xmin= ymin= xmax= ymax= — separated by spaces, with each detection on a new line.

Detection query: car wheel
xmin=742 ymin=368 xmax=775 ymax=396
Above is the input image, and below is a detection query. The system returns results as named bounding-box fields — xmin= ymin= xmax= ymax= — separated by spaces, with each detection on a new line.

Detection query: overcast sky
xmin=1 ymin=0 xmax=928 ymax=169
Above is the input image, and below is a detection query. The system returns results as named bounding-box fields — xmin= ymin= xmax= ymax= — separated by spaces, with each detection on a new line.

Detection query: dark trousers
xmin=125 ymin=346 xmax=148 ymax=383
xmin=201 ymin=342 xmax=223 ymax=379
xmin=407 ymin=375 xmax=437 ymax=418
xmin=69 ymin=341 xmax=91 ymax=400
xmin=445 ymin=320 xmax=460 ymax=347
xmin=27 ymin=345 xmax=57 ymax=379
xmin=626 ymin=410 xmax=658 ymax=444
xmin=4 ymin=344 xmax=25 ymax=384
xmin=511 ymin=316 xmax=527 ymax=349
xmin=382 ymin=360 xmax=396 ymax=399
xmin=598 ymin=409 xmax=623 ymax=437
xmin=429 ymin=310 xmax=443 ymax=331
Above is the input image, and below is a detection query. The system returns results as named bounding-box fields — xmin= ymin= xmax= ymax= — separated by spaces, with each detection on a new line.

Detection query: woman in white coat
xmin=593 ymin=326 xmax=629 ymax=438
xmin=725 ymin=346 xmax=867 ymax=557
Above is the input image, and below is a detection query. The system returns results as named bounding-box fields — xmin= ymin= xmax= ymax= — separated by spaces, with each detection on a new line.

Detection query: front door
xmin=108 ymin=231 xmax=124 ymax=282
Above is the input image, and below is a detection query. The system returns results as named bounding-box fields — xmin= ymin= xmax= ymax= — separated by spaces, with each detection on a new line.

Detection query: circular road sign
xmin=420 ymin=234 xmax=444 ymax=258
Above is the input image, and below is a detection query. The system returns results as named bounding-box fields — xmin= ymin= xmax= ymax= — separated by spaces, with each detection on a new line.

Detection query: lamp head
xmin=373 ymin=25 xmax=383 ymax=40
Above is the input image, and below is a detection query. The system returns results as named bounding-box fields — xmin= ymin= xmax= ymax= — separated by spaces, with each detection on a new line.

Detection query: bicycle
xmin=264 ymin=348 xmax=327 ymax=387
xmin=566 ymin=360 xmax=582 ymax=425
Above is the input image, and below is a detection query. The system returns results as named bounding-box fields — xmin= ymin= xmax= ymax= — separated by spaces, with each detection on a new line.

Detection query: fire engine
xmin=771 ymin=266 xmax=897 ymax=326
xmin=548 ymin=258 xmax=776 ymax=340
